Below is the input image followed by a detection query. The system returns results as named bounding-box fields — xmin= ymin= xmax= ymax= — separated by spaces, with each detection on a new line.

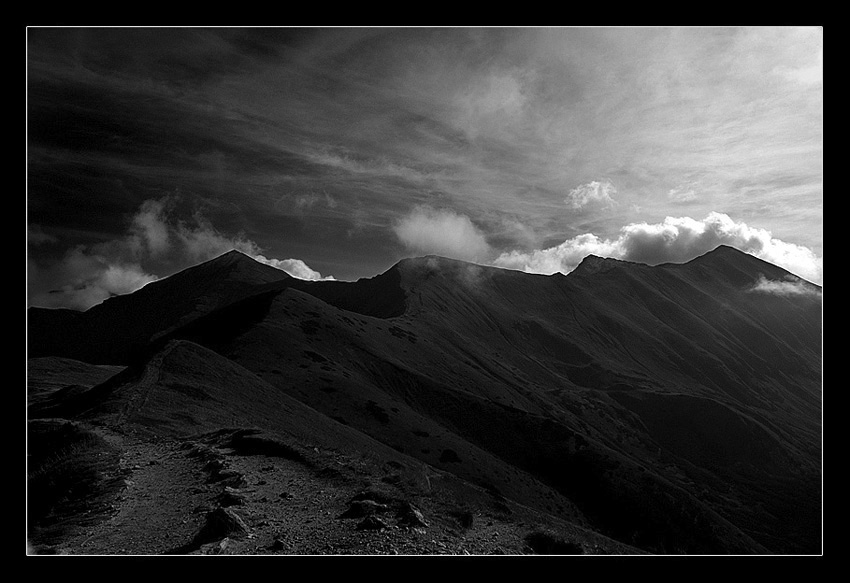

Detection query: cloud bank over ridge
xmin=28 ymin=196 xmax=331 ymax=310
xmin=28 ymin=197 xmax=823 ymax=313
xmin=494 ymin=212 xmax=823 ymax=285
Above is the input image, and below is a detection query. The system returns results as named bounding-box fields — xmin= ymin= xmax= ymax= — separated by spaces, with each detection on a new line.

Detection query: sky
xmin=27 ymin=27 xmax=823 ymax=310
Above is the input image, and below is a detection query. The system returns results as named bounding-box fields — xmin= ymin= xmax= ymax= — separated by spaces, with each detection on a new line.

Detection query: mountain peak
xmin=700 ymin=244 xmax=747 ymax=259
xmin=684 ymin=244 xmax=763 ymax=271
xmin=219 ymin=248 xmax=251 ymax=259
xmin=29 ymin=234 xmax=823 ymax=554
xmin=571 ymin=254 xmax=624 ymax=276
xmin=176 ymin=249 xmax=292 ymax=284
xmin=207 ymin=248 xmax=259 ymax=267
xmin=393 ymin=254 xmax=490 ymax=276
xmin=396 ymin=254 xmax=469 ymax=268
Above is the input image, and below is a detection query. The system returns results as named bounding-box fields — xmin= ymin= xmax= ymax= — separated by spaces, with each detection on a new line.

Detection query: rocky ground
xmin=27 ymin=424 xmax=640 ymax=557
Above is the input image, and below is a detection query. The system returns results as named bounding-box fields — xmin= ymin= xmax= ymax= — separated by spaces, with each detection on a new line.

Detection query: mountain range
xmin=26 ymin=245 xmax=822 ymax=555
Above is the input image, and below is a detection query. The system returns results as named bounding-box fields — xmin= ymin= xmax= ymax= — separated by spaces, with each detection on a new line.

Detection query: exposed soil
xmin=28 ymin=424 xmax=638 ymax=556
xmin=27 ymin=247 xmax=822 ymax=556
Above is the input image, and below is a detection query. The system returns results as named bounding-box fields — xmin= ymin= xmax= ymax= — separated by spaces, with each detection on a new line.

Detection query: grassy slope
xmin=27 ymin=247 xmax=822 ymax=554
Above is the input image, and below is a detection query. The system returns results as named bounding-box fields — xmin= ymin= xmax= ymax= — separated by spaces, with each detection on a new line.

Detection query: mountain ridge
xmin=27 ymin=243 xmax=822 ymax=555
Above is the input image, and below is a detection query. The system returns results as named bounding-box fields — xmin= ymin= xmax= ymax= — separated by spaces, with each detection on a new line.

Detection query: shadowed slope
xmin=27 ymin=250 xmax=292 ymax=364
xmin=152 ymin=254 xmax=804 ymax=553
xmin=27 ymin=357 xmax=125 ymax=407
xmin=31 ymin=339 xmax=390 ymax=450
xmin=27 ymin=245 xmax=822 ymax=554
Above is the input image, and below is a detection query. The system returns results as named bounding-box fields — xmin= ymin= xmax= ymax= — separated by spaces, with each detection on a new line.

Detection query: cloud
xmin=454 ymin=70 xmax=529 ymax=140
xmin=128 ymin=198 xmax=173 ymax=257
xmin=122 ymin=196 xmax=262 ymax=264
xmin=27 ymin=247 xmax=158 ymax=311
xmin=493 ymin=212 xmax=823 ymax=284
xmin=28 ymin=196 xmax=331 ymax=310
xmin=251 ymin=255 xmax=333 ymax=281
xmin=565 ymin=180 xmax=617 ymax=211
xmin=302 ymin=145 xmax=444 ymax=187
xmin=667 ymin=182 xmax=699 ymax=203
xmin=124 ymin=197 xmax=334 ymax=281
xmin=393 ymin=206 xmax=492 ymax=262
xmin=27 ymin=225 xmax=58 ymax=246
xmin=292 ymin=191 xmax=338 ymax=211
xmin=494 ymin=233 xmax=619 ymax=275
xmin=749 ymin=275 xmax=821 ymax=298
xmin=772 ymin=35 xmax=822 ymax=86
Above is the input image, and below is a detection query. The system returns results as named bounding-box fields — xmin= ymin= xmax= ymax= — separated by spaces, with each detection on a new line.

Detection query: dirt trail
xmin=42 ymin=425 xmax=636 ymax=556
xmin=55 ymin=431 xmax=209 ymax=554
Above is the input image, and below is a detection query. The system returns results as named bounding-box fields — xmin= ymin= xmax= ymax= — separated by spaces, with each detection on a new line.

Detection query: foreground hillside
xmin=27 ymin=246 xmax=822 ymax=555
xmin=28 ymin=342 xmax=639 ymax=556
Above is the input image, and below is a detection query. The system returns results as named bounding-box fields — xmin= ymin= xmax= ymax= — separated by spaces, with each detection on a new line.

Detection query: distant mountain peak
xmin=699 ymin=244 xmax=747 ymax=259
xmin=571 ymin=254 xmax=623 ymax=276
xmin=208 ymin=248 xmax=258 ymax=266
xmin=178 ymin=249 xmax=292 ymax=282
xmin=684 ymin=244 xmax=762 ymax=271
xmin=220 ymin=248 xmax=250 ymax=258
xmin=397 ymin=254 xmax=466 ymax=267
xmin=394 ymin=254 xmax=489 ymax=275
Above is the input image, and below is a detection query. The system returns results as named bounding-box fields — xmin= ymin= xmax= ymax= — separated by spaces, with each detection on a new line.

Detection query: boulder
xmin=338 ymin=499 xmax=390 ymax=519
xmin=397 ymin=501 xmax=429 ymax=528
xmin=356 ymin=516 xmax=390 ymax=530
xmin=217 ymin=486 xmax=247 ymax=507
xmin=197 ymin=537 xmax=235 ymax=555
xmin=194 ymin=507 xmax=251 ymax=546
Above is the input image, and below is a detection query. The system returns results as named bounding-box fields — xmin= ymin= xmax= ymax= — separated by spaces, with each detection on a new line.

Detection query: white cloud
xmin=393 ymin=206 xmax=492 ymax=262
xmin=749 ymin=274 xmax=821 ymax=297
xmin=667 ymin=182 xmax=699 ymax=203
xmin=565 ymin=180 xmax=617 ymax=211
xmin=498 ymin=216 xmax=539 ymax=248
xmin=304 ymin=147 xmax=439 ymax=186
xmin=28 ymin=247 xmax=158 ymax=311
xmin=494 ymin=233 xmax=619 ymax=275
xmin=28 ymin=196 xmax=332 ymax=309
xmin=128 ymin=198 xmax=172 ymax=257
xmin=172 ymin=212 xmax=260 ymax=263
xmin=252 ymin=255 xmax=333 ymax=281
xmin=774 ymin=44 xmax=822 ymax=86
xmin=493 ymin=212 xmax=823 ymax=284
xmin=124 ymin=197 xmax=261 ymax=263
